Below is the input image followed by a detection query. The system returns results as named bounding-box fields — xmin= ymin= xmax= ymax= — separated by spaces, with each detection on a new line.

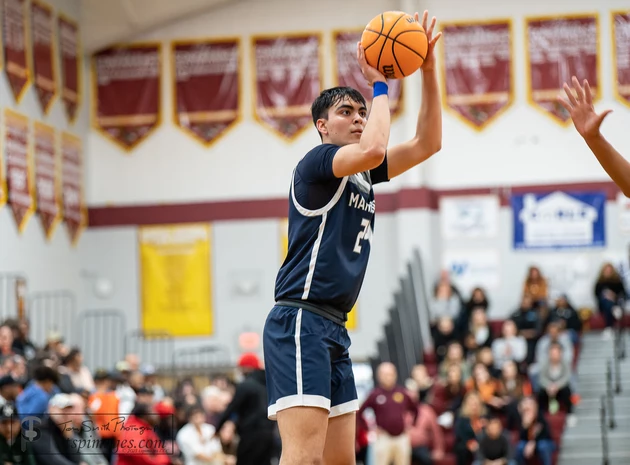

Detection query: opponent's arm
xmin=331 ymin=44 xmax=390 ymax=178
xmin=559 ymin=76 xmax=630 ymax=196
xmin=385 ymin=11 xmax=443 ymax=180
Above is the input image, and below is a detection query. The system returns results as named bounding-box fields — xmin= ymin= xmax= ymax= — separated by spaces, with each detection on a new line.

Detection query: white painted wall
xmin=0 ymin=0 xmax=86 ymax=345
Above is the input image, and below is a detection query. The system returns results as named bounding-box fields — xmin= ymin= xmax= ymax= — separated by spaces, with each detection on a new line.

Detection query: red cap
xmin=237 ymin=352 xmax=261 ymax=370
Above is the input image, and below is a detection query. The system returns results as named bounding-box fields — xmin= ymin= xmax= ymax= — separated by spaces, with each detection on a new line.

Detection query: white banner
xmin=439 ymin=195 xmax=500 ymax=240
xmin=618 ymin=192 xmax=630 ymax=234
xmin=442 ymin=248 xmax=501 ymax=294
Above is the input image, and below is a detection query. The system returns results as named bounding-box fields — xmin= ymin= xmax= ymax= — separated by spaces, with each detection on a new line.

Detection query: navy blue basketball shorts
xmin=263 ymin=305 xmax=359 ymax=420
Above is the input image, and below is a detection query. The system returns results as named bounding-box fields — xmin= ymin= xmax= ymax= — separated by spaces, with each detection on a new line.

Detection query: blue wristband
xmin=373 ymin=81 xmax=388 ymax=98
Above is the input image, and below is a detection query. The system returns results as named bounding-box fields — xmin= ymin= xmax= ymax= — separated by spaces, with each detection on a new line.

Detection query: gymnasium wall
xmin=80 ymin=0 xmax=630 ymax=360
xmin=0 ymin=0 xmax=86 ymax=310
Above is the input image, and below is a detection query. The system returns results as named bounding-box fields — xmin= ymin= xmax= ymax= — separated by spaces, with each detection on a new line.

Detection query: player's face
xmin=323 ymin=98 xmax=368 ymax=146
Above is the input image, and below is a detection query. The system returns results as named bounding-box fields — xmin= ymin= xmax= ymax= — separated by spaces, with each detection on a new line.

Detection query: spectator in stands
xmin=594 ymin=262 xmax=627 ymax=339
xmin=16 ymin=365 xmax=59 ymax=420
xmin=496 ymin=360 xmax=532 ymax=431
xmin=0 ymin=326 xmax=20 ymax=359
xmin=459 ymin=288 xmax=490 ymax=333
xmin=410 ymin=364 xmax=434 ymax=403
xmin=433 ymin=317 xmax=459 ymax=363
xmin=464 ymin=308 xmax=494 ymax=356
xmin=59 ymin=348 xmax=95 ymax=393
xmin=215 ymin=353 xmax=275 ymax=465
xmin=176 ymin=405 xmax=226 ymax=465
xmin=522 ymin=266 xmax=548 ymax=307
xmin=515 ymin=397 xmax=555 ymax=465
xmin=358 ymin=362 xmax=417 ymax=465
xmin=435 ymin=269 xmax=464 ymax=304
xmin=430 ymin=281 xmax=463 ymax=326
xmin=0 ymin=400 xmax=35 ymax=463
xmin=405 ymin=380 xmax=445 ymax=465
xmin=0 ymin=375 xmax=21 ymax=402
xmin=438 ymin=342 xmax=471 ymax=381
xmin=67 ymin=393 xmax=108 ymax=465
xmin=88 ymin=369 xmax=119 ymax=462
xmin=117 ymin=365 xmax=144 ymax=417
xmin=538 ymin=343 xmax=576 ymax=427
xmin=529 ymin=321 xmax=574 ymax=393
xmin=142 ymin=364 xmax=165 ymax=402
xmin=475 ymin=347 xmax=500 ymax=379
xmin=547 ymin=294 xmax=582 ymax=346
xmin=491 ymin=320 xmax=528 ymax=372
xmin=29 ymin=393 xmax=83 ymax=464
xmin=116 ymin=402 xmax=170 ymax=465
xmin=12 ymin=318 xmax=36 ymax=360
xmin=474 ymin=416 xmax=514 ymax=465
xmin=454 ymin=391 xmax=487 ymax=465
xmin=510 ymin=294 xmax=543 ymax=364
xmin=201 ymin=385 xmax=229 ymax=428
xmin=465 ymin=363 xmax=504 ymax=412
xmin=429 ymin=364 xmax=465 ymax=423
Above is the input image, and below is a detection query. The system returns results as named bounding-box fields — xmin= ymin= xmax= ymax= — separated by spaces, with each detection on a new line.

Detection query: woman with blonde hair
xmin=454 ymin=392 xmax=487 ymax=465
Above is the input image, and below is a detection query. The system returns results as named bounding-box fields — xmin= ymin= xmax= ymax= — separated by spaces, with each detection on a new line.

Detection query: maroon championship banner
xmin=58 ymin=14 xmax=80 ymax=123
xmin=333 ymin=30 xmax=403 ymax=117
xmin=613 ymin=11 xmax=630 ymax=107
xmin=172 ymin=38 xmax=240 ymax=146
xmin=252 ymin=34 xmax=321 ymax=140
xmin=2 ymin=0 xmax=31 ymax=102
xmin=4 ymin=109 xmax=34 ymax=233
xmin=93 ymin=43 xmax=162 ymax=151
xmin=526 ymin=15 xmax=599 ymax=125
xmin=441 ymin=20 xmax=513 ymax=130
xmin=34 ymin=122 xmax=60 ymax=239
xmin=31 ymin=0 xmax=56 ymax=114
xmin=61 ymin=132 xmax=85 ymax=245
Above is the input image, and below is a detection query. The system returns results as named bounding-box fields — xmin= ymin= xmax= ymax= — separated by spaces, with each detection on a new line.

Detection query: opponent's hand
xmin=558 ymin=76 xmax=612 ymax=140
xmin=356 ymin=42 xmax=386 ymax=87
xmin=417 ymin=10 xmax=442 ymax=72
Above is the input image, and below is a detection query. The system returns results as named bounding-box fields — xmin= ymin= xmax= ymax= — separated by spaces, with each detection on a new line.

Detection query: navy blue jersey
xmin=274 ymin=144 xmax=389 ymax=314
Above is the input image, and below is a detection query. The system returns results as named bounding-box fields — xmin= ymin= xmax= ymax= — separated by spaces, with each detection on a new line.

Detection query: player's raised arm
xmin=327 ymin=43 xmax=391 ymax=178
xmin=385 ymin=10 xmax=443 ymax=180
xmin=559 ymin=76 xmax=630 ymax=197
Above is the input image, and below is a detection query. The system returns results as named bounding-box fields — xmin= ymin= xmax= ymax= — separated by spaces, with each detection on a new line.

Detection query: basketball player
xmin=559 ymin=76 xmax=630 ymax=196
xmin=262 ymin=10 xmax=442 ymax=465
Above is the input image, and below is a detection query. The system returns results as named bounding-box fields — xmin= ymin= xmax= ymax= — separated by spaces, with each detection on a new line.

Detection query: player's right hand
xmin=356 ymin=42 xmax=387 ymax=87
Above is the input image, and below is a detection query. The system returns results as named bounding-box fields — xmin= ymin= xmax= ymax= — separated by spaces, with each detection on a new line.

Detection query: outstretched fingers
xmin=584 ymin=79 xmax=593 ymax=105
xmin=563 ymin=82 xmax=578 ymax=106
xmin=571 ymin=76 xmax=585 ymax=102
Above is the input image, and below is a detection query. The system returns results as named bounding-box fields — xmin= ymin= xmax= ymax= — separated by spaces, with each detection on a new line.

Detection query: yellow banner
xmin=279 ymin=218 xmax=357 ymax=330
xmin=139 ymin=223 xmax=214 ymax=337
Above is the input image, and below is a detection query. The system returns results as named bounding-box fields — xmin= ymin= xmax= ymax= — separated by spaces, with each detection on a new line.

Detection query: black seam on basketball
xmin=391 ymin=35 xmax=405 ymax=77
xmin=363 ymin=28 xmax=383 ymax=51
xmin=377 ymin=13 xmax=406 ymax=70
xmin=392 ymin=30 xmax=428 ymax=60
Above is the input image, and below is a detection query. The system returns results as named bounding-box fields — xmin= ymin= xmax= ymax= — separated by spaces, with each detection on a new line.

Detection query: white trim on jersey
xmin=290 ymin=169 xmax=348 ymax=217
xmin=302 ymin=212 xmax=327 ymax=300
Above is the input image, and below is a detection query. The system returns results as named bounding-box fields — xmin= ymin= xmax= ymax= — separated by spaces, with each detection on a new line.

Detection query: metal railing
xmin=600 ymin=395 xmax=609 ymax=465
xmin=78 ymin=310 xmax=127 ymax=371
xmin=28 ymin=290 xmax=77 ymax=346
xmin=0 ymin=273 xmax=26 ymax=322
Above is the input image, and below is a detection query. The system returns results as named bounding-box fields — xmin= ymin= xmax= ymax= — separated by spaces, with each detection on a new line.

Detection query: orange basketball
xmin=360 ymin=11 xmax=428 ymax=80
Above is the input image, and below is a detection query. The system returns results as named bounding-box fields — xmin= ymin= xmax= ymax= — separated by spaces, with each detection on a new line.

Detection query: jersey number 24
xmin=353 ymin=218 xmax=372 ymax=254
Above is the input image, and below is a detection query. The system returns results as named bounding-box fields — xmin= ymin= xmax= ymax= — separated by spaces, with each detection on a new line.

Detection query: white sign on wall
xmin=536 ymin=255 xmax=594 ymax=307
xmin=439 ymin=195 xmax=500 ymax=240
xmin=617 ymin=192 xmax=630 ymax=234
xmin=442 ymin=248 xmax=501 ymax=294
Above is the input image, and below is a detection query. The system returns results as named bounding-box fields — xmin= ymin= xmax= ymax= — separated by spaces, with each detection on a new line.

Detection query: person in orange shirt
xmin=88 ymin=369 xmax=120 ymax=462
xmin=465 ymin=363 xmax=504 ymax=412
xmin=523 ymin=266 xmax=548 ymax=307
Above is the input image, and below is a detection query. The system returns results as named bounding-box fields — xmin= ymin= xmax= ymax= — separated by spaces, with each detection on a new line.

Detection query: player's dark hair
xmin=311 ymin=87 xmax=367 ymax=140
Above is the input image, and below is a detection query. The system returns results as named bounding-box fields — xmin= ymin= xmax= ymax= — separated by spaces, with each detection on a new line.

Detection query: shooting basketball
xmin=361 ymin=11 xmax=430 ymax=79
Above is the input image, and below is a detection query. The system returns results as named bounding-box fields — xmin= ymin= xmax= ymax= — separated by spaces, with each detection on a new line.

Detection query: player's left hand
xmin=558 ymin=76 xmax=612 ymax=141
xmin=416 ymin=10 xmax=441 ymax=72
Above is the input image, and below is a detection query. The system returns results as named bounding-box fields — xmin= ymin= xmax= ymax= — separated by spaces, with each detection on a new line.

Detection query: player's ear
xmin=316 ymin=118 xmax=328 ymax=136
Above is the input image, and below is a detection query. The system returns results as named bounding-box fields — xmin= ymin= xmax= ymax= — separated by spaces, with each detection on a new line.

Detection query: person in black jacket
xmin=515 ymin=397 xmax=555 ymax=465
xmin=216 ymin=353 xmax=276 ymax=465
xmin=594 ymin=262 xmax=627 ymax=337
